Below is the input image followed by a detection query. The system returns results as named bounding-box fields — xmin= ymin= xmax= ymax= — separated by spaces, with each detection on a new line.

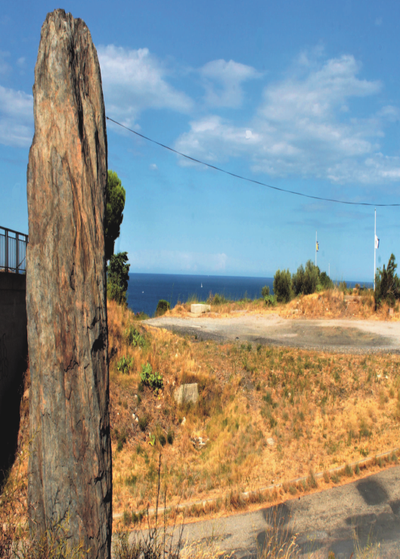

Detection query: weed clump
xmin=140 ymin=362 xmax=163 ymax=391
xmin=139 ymin=415 xmax=149 ymax=432
xmin=126 ymin=325 xmax=147 ymax=348
xmin=156 ymin=299 xmax=170 ymax=316
xmin=117 ymin=355 xmax=134 ymax=374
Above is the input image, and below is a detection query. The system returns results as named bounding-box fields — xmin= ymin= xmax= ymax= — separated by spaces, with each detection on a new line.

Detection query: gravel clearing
xmin=145 ymin=313 xmax=400 ymax=354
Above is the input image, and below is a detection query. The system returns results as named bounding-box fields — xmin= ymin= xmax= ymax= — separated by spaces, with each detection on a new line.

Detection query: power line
xmin=106 ymin=116 xmax=400 ymax=208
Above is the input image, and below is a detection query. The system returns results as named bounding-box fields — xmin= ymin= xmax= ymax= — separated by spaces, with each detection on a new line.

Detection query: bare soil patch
xmin=145 ymin=314 xmax=400 ymax=354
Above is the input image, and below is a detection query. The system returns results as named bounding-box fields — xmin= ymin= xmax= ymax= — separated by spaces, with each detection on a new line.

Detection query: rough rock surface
xmin=26 ymin=10 xmax=111 ymax=558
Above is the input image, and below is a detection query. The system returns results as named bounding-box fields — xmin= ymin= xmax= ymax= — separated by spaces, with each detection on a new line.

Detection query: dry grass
xmin=3 ymin=294 xmax=400 ymax=543
xmin=107 ymin=298 xmax=400 ymax=527
xmin=167 ymin=287 xmax=400 ymax=322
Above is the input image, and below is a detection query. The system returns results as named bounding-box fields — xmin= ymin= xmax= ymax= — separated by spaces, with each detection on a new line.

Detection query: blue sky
xmin=1 ymin=0 xmax=400 ymax=281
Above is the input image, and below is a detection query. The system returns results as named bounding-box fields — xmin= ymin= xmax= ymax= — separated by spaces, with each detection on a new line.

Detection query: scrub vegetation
xmin=105 ymin=295 xmax=400 ymax=528
xmin=2 ymin=289 xmax=400 ymax=558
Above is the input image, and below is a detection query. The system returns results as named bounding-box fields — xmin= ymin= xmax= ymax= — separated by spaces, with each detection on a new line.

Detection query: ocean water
xmin=127 ymin=273 xmax=274 ymax=317
xmin=126 ymin=273 xmax=373 ymax=317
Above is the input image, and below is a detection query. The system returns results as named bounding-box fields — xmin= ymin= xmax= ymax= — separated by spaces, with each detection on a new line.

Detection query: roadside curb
xmin=113 ymin=447 xmax=399 ymax=520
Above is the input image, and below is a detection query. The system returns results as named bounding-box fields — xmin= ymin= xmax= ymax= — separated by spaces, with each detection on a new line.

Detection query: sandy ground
xmin=145 ymin=313 xmax=400 ymax=353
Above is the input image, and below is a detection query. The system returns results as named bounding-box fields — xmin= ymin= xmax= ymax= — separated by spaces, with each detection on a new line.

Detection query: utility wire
xmin=106 ymin=116 xmax=400 ymax=208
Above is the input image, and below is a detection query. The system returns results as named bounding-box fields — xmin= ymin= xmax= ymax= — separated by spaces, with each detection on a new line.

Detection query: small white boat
xmin=201 ymin=283 xmax=203 ymax=288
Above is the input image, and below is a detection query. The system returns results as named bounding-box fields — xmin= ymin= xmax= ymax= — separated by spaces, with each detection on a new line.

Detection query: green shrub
xmin=140 ymin=362 xmax=163 ymax=391
xmin=209 ymin=293 xmax=229 ymax=305
xmin=292 ymin=264 xmax=305 ymax=296
xmin=264 ymin=294 xmax=276 ymax=306
xmin=319 ymin=271 xmax=334 ymax=290
xmin=125 ymin=326 xmax=146 ymax=348
xmin=107 ymin=252 xmax=130 ymax=306
xmin=117 ymin=356 xmax=133 ymax=374
xmin=291 ymin=261 xmax=333 ymax=297
xmin=158 ymin=433 xmax=166 ymax=447
xmin=292 ymin=260 xmax=320 ymax=296
xmin=261 ymin=285 xmax=270 ymax=297
xmin=273 ymin=269 xmax=293 ymax=303
xmin=155 ymin=299 xmax=170 ymax=316
xmin=167 ymin=430 xmax=174 ymax=444
xmin=375 ymin=253 xmax=400 ymax=308
xmin=107 ymin=282 xmax=127 ymax=306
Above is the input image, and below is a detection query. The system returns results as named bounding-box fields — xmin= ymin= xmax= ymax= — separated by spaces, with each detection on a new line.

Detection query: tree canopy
xmin=273 ymin=269 xmax=293 ymax=302
xmin=107 ymin=252 xmax=130 ymax=305
xmin=105 ymin=170 xmax=126 ymax=262
xmin=375 ymin=253 xmax=400 ymax=307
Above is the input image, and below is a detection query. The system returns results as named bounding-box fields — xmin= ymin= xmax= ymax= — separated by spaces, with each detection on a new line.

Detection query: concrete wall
xmin=0 ymin=272 xmax=27 ymax=476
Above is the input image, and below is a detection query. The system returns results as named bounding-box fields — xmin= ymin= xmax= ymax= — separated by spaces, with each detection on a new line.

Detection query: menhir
xmin=26 ymin=9 xmax=111 ymax=559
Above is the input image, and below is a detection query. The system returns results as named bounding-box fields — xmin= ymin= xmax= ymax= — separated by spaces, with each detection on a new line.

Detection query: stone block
xmin=174 ymin=383 xmax=199 ymax=405
xmin=191 ymin=304 xmax=211 ymax=314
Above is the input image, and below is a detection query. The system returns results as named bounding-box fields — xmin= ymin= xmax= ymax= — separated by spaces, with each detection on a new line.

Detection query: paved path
xmin=177 ymin=466 xmax=400 ymax=558
xmin=146 ymin=314 xmax=400 ymax=353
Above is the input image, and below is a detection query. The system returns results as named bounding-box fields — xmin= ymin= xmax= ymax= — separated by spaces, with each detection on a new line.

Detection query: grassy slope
xmin=108 ymin=291 xmax=400 ymax=527
xmin=3 ymin=289 xmax=400 ymax=535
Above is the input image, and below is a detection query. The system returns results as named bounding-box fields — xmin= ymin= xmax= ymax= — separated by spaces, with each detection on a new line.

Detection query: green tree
xmin=302 ymin=260 xmax=320 ymax=295
xmin=107 ymin=252 xmax=130 ymax=305
xmin=319 ymin=271 xmax=333 ymax=290
xmin=105 ymin=170 xmax=126 ymax=262
xmin=292 ymin=260 xmax=320 ymax=295
xmin=261 ymin=285 xmax=270 ymax=298
xmin=292 ymin=264 xmax=305 ymax=296
xmin=375 ymin=253 xmax=400 ymax=307
xmin=273 ymin=269 xmax=293 ymax=303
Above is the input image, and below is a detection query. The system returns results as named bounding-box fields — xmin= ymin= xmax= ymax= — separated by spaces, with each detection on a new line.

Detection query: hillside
xmin=2 ymin=290 xmax=400 ymax=537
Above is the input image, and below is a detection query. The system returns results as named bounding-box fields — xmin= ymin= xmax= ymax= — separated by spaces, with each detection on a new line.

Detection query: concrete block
xmin=191 ymin=304 xmax=211 ymax=314
xmin=174 ymin=383 xmax=199 ymax=406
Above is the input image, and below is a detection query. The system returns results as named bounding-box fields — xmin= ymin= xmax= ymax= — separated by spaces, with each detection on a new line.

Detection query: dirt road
xmin=145 ymin=313 xmax=400 ymax=353
xmin=142 ymin=313 xmax=400 ymax=556
xmin=177 ymin=466 xmax=400 ymax=558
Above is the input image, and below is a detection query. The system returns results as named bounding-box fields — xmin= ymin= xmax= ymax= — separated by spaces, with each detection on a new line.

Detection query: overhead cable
xmin=106 ymin=116 xmax=400 ymax=208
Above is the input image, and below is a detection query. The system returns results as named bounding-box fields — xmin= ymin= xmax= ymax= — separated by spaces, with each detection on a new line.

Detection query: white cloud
xmin=260 ymin=55 xmax=380 ymax=123
xmin=98 ymin=45 xmax=193 ymax=128
xmin=149 ymin=163 xmax=158 ymax=170
xmin=175 ymin=115 xmax=262 ymax=167
xmin=377 ymin=105 xmax=400 ymax=121
xmin=175 ymin=53 xmax=400 ymax=185
xmin=0 ymin=85 xmax=33 ymax=147
xmin=200 ymin=59 xmax=261 ymax=108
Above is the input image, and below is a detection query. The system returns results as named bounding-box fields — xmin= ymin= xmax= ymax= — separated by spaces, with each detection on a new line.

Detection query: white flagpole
xmin=374 ymin=208 xmax=376 ymax=291
xmin=315 ymin=231 xmax=317 ymax=267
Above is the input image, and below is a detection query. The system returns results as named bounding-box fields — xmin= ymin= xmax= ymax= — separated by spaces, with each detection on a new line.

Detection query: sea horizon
xmin=126 ymin=272 xmax=374 ymax=318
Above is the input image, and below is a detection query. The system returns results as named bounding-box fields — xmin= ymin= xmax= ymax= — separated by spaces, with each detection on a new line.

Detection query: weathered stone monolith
xmin=26 ymin=9 xmax=111 ymax=558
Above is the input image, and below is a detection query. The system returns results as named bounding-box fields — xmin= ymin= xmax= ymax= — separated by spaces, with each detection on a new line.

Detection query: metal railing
xmin=0 ymin=226 xmax=29 ymax=273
